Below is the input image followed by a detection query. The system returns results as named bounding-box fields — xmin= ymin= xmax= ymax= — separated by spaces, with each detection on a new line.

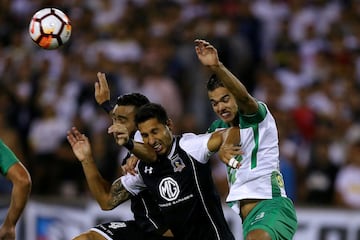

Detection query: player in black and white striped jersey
xmin=71 ymin=73 xmax=173 ymax=240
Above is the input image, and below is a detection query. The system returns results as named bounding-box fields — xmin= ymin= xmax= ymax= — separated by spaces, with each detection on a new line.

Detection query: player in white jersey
xmin=195 ymin=39 xmax=298 ymax=240
xmin=68 ymin=103 xmax=238 ymax=240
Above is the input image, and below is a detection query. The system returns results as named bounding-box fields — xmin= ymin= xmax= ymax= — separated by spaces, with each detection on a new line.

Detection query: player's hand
xmin=121 ymin=155 xmax=139 ymax=176
xmin=218 ymin=144 xmax=243 ymax=169
xmin=194 ymin=39 xmax=221 ymax=67
xmin=108 ymin=123 xmax=130 ymax=146
xmin=0 ymin=224 xmax=15 ymax=240
xmin=95 ymin=72 xmax=110 ymax=105
xmin=67 ymin=127 xmax=92 ymax=162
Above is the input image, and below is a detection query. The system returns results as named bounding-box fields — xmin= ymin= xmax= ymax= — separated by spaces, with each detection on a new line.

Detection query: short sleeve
xmin=179 ymin=133 xmax=212 ymax=164
xmin=0 ymin=140 xmax=19 ymax=175
xmin=120 ymin=172 xmax=146 ymax=195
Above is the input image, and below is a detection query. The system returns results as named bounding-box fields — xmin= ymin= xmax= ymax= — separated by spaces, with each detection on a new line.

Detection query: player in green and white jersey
xmin=195 ymin=39 xmax=297 ymax=240
xmin=0 ymin=139 xmax=31 ymax=240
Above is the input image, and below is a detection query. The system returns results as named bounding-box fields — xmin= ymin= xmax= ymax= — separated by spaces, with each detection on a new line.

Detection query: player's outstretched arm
xmin=194 ymin=39 xmax=258 ymax=115
xmin=0 ymin=162 xmax=31 ymax=240
xmin=108 ymin=123 xmax=157 ymax=163
xmin=67 ymin=127 xmax=131 ymax=210
xmin=218 ymin=126 xmax=242 ymax=169
xmin=207 ymin=127 xmax=242 ymax=169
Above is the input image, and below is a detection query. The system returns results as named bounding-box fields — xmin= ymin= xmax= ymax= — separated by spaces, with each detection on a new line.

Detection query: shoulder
xmin=180 ymin=133 xmax=212 ymax=145
xmin=120 ymin=172 xmax=145 ymax=195
xmin=207 ymin=120 xmax=229 ymax=133
xmin=239 ymin=101 xmax=269 ymax=127
xmin=178 ymin=133 xmax=212 ymax=162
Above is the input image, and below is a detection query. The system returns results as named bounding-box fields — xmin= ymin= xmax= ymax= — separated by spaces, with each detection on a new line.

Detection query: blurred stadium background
xmin=1 ymin=0 xmax=360 ymax=239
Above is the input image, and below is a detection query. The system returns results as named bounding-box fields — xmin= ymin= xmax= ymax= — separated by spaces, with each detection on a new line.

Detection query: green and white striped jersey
xmin=208 ymin=102 xmax=287 ymax=212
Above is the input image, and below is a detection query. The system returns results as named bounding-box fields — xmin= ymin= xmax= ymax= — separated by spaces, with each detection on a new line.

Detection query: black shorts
xmin=91 ymin=221 xmax=172 ymax=240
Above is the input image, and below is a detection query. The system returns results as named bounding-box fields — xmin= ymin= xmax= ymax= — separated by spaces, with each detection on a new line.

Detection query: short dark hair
xmin=207 ymin=74 xmax=224 ymax=91
xmin=116 ymin=93 xmax=150 ymax=109
xmin=135 ymin=103 xmax=169 ymax=125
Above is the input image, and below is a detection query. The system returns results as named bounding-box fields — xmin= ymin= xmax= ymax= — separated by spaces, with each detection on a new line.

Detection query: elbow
xmin=99 ymin=204 xmax=113 ymax=211
xmin=98 ymin=195 xmax=129 ymax=210
xmin=97 ymin=197 xmax=117 ymax=211
xmin=18 ymin=172 xmax=32 ymax=194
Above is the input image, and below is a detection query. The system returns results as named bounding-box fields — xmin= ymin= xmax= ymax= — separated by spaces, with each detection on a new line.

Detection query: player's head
xmin=135 ymin=103 xmax=173 ymax=156
xmin=207 ymin=74 xmax=239 ymax=125
xmin=111 ymin=93 xmax=150 ymax=137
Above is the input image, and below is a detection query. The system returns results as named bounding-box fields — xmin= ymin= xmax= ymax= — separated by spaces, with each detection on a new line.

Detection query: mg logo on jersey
xmin=159 ymin=177 xmax=180 ymax=201
xmin=144 ymin=166 xmax=153 ymax=174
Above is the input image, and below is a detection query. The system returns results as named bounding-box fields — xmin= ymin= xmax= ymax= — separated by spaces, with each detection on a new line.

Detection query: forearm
xmin=4 ymin=177 xmax=31 ymax=227
xmin=125 ymin=140 xmax=157 ymax=163
xmin=223 ymin=127 xmax=241 ymax=146
xmin=210 ymin=63 xmax=257 ymax=113
xmin=211 ymin=63 xmax=250 ymax=99
xmin=208 ymin=127 xmax=240 ymax=152
xmin=208 ymin=127 xmax=242 ymax=168
xmin=220 ymin=127 xmax=242 ymax=168
xmin=81 ymin=158 xmax=130 ymax=209
xmin=80 ymin=158 xmax=113 ymax=209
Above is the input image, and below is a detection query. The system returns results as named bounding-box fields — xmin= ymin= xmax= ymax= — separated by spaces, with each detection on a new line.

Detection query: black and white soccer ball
xmin=29 ymin=8 xmax=72 ymax=50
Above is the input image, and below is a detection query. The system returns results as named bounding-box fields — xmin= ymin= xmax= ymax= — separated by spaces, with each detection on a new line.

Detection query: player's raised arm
xmin=67 ymin=127 xmax=131 ymax=209
xmin=0 ymin=161 xmax=31 ymax=240
xmin=194 ymin=39 xmax=258 ymax=115
xmin=95 ymin=72 xmax=112 ymax=113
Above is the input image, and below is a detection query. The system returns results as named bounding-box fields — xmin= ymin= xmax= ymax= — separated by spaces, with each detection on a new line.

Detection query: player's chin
xmin=154 ymin=145 xmax=166 ymax=155
xmin=218 ymin=111 xmax=234 ymax=122
xmin=219 ymin=115 xmax=233 ymax=124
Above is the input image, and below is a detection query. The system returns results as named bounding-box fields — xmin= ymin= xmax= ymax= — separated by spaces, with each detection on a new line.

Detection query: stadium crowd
xmin=0 ymin=0 xmax=360 ymax=209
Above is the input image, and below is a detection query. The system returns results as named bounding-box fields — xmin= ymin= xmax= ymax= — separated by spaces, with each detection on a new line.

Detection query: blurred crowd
xmin=0 ymin=0 xmax=360 ymax=209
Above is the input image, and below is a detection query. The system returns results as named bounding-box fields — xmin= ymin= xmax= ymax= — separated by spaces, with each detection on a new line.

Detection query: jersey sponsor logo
xmin=170 ymin=154 xmax=185 ymax=172
xmin=159 ymin=177 xmax=180 ymax=201
xmin=144 ymin=166 xmax=153 ymax=174
xmin=108 ymin=222 xmax=127 ymax=229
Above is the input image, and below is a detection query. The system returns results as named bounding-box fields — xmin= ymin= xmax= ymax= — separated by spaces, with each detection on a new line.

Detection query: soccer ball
xmin=29 ymin=8 xmax=72 ymax=50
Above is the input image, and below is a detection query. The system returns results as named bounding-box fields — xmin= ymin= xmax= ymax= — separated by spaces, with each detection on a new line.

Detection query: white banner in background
xmin=294 ymin=208 xmax=360 ymax=240
xmin=24 ymin=202 xmax=92 ymax=240
xmin=1 ymin=201 xmax=359 ymax=240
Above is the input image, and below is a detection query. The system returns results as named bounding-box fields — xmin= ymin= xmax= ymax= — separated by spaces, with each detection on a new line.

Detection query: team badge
xmin=170 ymin=154 xmax=185 ymax=172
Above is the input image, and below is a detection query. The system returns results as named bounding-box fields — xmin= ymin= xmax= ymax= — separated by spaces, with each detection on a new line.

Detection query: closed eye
xmin=211 ymin=95 xmax=230 ymax=107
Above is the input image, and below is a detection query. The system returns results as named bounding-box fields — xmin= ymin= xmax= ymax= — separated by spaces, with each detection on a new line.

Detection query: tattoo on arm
xmin=108 ymin=178 xmax=131 ymax=208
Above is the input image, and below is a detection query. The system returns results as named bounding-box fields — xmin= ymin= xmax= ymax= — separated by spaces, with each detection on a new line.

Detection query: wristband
xmin=100 ymin=100 xmax=113 ymax=114
xmin=123 ymin=138 xmax=134 ymax=151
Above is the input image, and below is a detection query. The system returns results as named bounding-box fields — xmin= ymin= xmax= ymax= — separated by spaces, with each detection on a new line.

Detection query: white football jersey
xmin=208 ymin=102 xmax=287 ymax=212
